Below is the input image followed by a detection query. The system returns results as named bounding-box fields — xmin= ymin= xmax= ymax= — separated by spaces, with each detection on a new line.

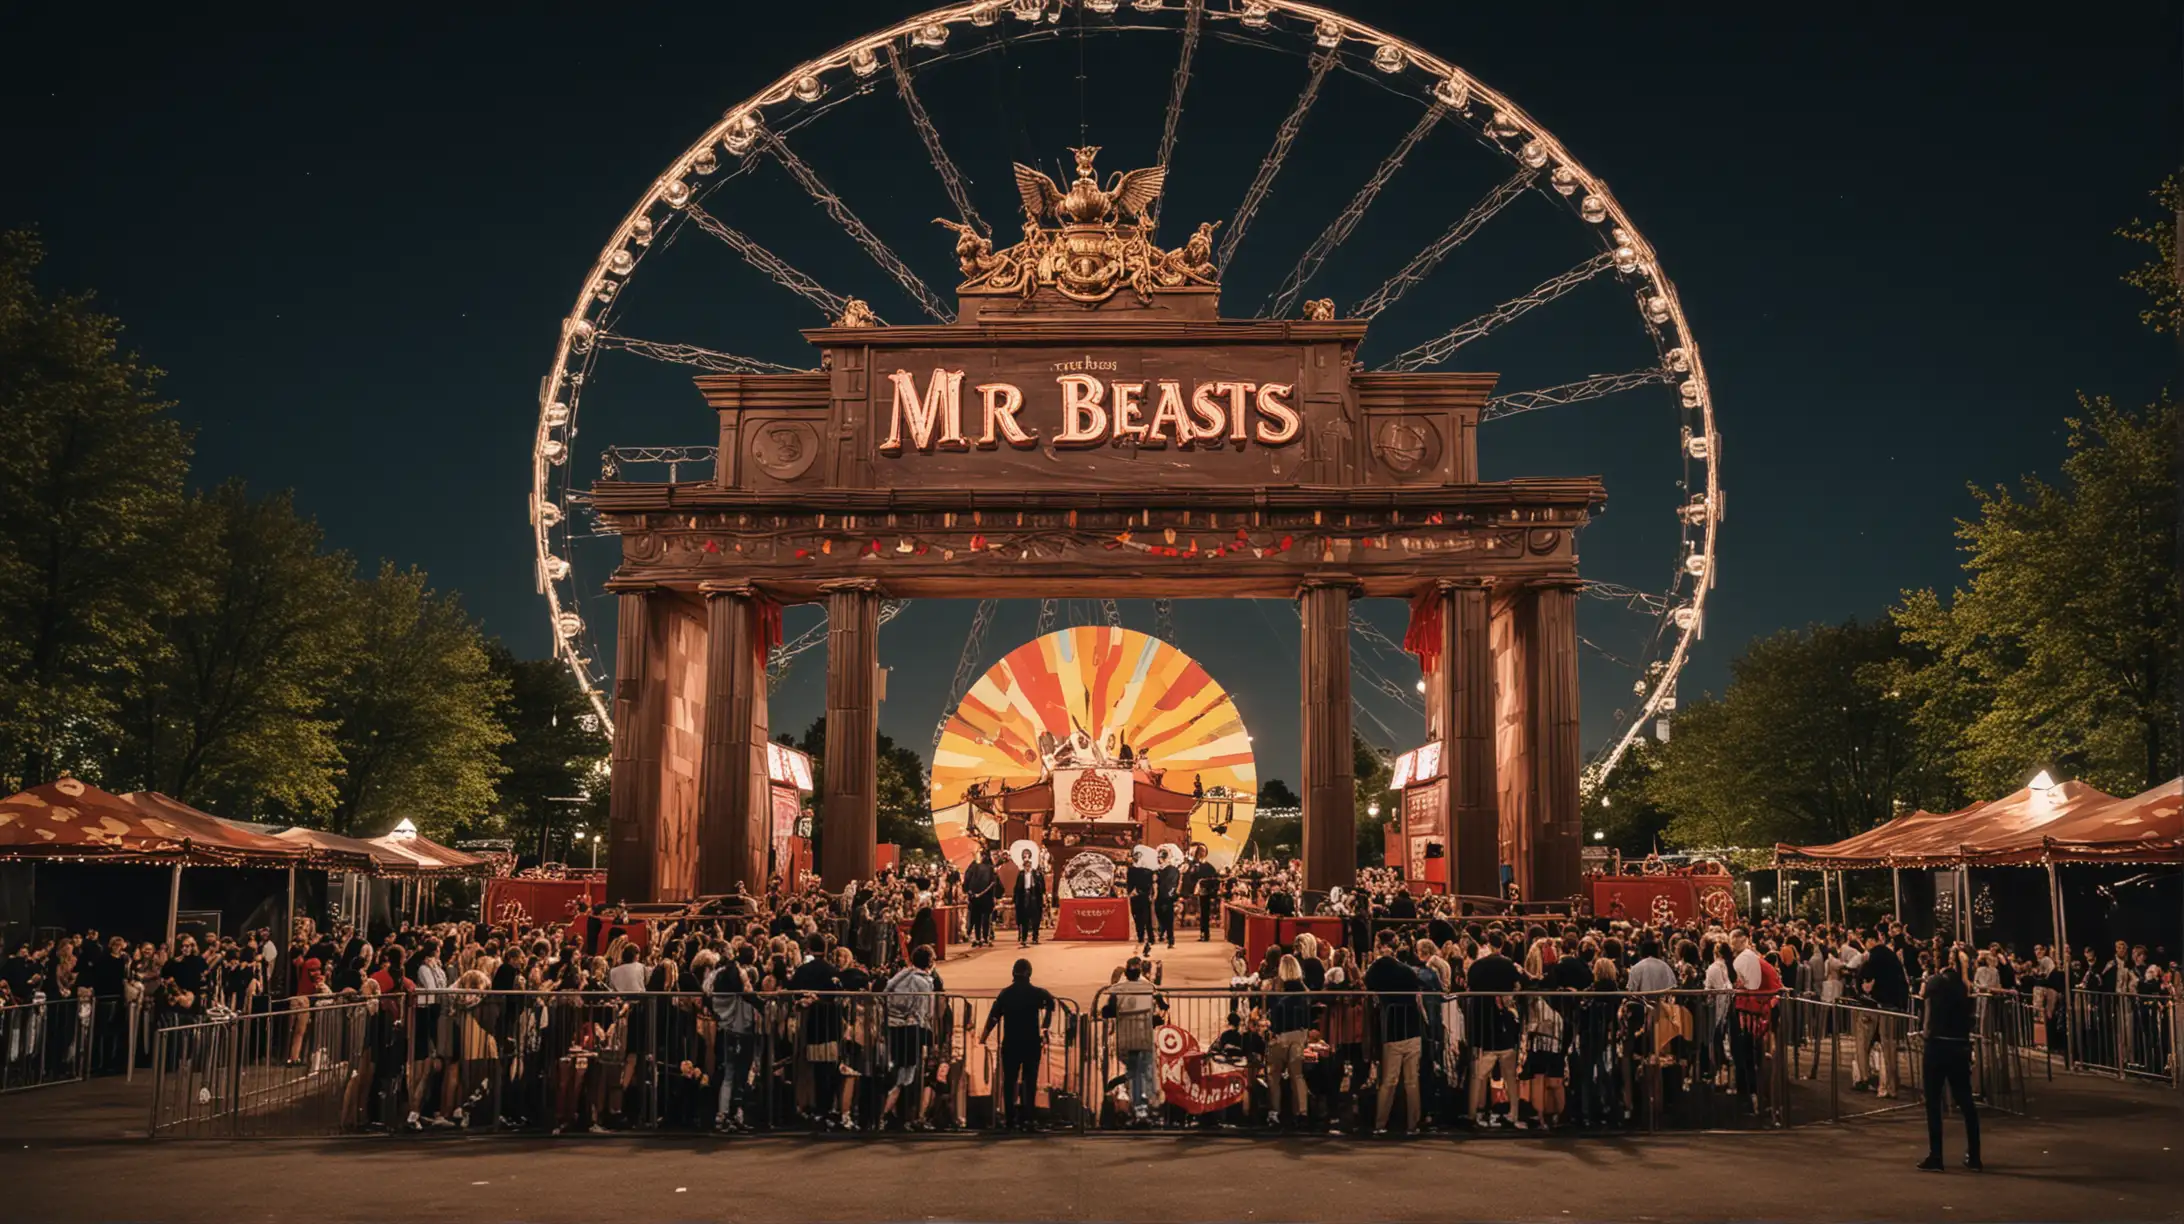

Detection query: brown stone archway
xmin=591 ymin=162 xmax=1601 ymax=903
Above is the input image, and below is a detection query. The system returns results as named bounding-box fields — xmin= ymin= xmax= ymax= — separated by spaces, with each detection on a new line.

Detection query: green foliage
xmin=786 ymin=718 xmax=936 ymax=854
xmin=2117 ymin=175 xmax=2180 ymax=335
xmin=107 ymin=482 xmax=355 ymax=815
xmin=1895 ymin=395 xmax=2180 ymax=797
xmin=320 ymin=564 xmax=509 ymax=837
xmin=0 ymin=230 xmax=192 ymax=788
xmin=1353 ymin=734 xmax=1392 ymax=867
xmin=487 ymin=643 xmax=610 ymax=853
xmin=1245 ymin=776 xmax=1299 ymax=858
xmin=1585 ymin=736 xmax=1674 ymax=855
xmin=1644 ymin=621 xmax=1953 ymax=850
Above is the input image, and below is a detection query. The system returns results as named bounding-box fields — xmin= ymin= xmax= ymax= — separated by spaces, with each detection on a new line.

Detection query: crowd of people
xmin=2 ymin=854 xmax=2177 ymax=1145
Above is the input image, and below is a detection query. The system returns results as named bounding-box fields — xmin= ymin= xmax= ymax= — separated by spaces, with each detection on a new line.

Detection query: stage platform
xmin=934 ymin=928 xmax=1237 ymax=1006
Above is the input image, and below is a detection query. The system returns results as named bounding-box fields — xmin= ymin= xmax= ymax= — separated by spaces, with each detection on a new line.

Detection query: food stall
xmin=1388 ymin=741 xmax=1449 ymax=893
xmin=766 ymin=741 xmax=816 ymax=891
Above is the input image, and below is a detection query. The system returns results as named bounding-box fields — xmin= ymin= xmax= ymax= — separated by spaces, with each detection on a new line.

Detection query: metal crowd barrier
xmin=1081 ymin=986 xmax=1790 ymax=1133
xmin=147 ymin=989 xmax=1088 ymax=1138
xmin=1 ymin=997 xmax=95 ymax=1093
xmin=2068 ymin=990 xmax=2180 ymax=1085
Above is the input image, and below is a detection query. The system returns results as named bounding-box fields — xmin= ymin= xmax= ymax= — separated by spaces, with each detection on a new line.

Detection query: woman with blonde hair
xmin=1516 ymin=941 xmax=1567 ymax=1129
xmin=1262 ymin=954 xmax=1313 ymax=1128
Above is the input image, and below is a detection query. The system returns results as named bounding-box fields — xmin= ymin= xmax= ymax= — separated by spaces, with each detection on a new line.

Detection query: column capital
xmin=1528 ymin=577 xmax=1586 ymax=594
xmin=817 ymin=577 xmax=886 ymax=597
xmin=1435 ymin=577 xmax=1494 ymax=594
xmin=698 ymin=580 xmax=764 ymax=600
xmin=1295 ymin=573 xmax=1363 ymax=598
xmin=603 ymin=577 xmax=666 ymax=594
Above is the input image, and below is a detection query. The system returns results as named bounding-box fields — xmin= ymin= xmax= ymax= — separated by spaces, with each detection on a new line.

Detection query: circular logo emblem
xmin=749 ymin=420 xmax=819 ymax=481
xmin=1371 ymin=416 xmax=1442 ymax=479
xmin=1070 ymin=772 xmax=1116 ymax=818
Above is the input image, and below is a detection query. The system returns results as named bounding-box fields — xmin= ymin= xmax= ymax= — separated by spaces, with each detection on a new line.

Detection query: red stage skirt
xmin=1054 ymin=897 xmax=1133 ymax=940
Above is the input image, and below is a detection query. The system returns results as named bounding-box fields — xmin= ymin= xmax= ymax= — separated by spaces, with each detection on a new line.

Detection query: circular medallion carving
xmin=1371 ymin=416 xmax=1442 ymax=480
xmin=1070 ymin=771 xmax=1117 ymax=818
xmin=749 ymin=420 xmax=819 ymax=481
xmin=1528 ymin=528 xmax=1564 ymax=555
xmin=1063 ymin=851 xmax=1116 ymax=899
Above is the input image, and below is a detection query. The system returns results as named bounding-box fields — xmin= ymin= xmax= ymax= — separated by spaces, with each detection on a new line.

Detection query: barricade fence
xmin=2067 ymin=990 xmax=2179 ymax=1085
xmin=150 ymin=990 xmax=1083 ymax=1138
xmin=1 ymin=997 xmax=95 ymax=1093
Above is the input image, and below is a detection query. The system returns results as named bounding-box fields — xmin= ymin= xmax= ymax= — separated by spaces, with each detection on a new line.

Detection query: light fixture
xmin=1367 ymin=802 xmax=1381 ymax=818
xmin=1371 ymin=43 xmax=1405 ymax=73
xmin=1433 ymin=75 xmax=1469 ymax=109
xmin=1415 ymin=678 xmax=1427 ymax=693
xmin=1580 ymin=194 xmax=1608 ymax=223
xmin=1593 ymin=830 xmax=1606 ymax=841
xmin=849 ymin=46 xmax=879 ymax=76
xmin=1313 ymin=18 xmax=1342 ymax=47
xmin=2029 ymin=769 xmax=2056 ymax=791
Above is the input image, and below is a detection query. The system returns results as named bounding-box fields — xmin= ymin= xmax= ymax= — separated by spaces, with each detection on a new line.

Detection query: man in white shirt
xmin=607 ymin=944 xmax=649 ymax=993
xmin=1731 ymin=930 xmax=1765 ymax=992
xmin=1627 ymin=937 xmax=1677 ymax=994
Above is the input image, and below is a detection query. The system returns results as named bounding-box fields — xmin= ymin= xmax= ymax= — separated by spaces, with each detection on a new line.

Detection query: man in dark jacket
xmin=1184 ymin=846 xmax=1220 ymax=942
xmin=1464 ymin=931 xmax=1523 ymax=1126
xmin=963 ymin=853 xmax=1000 ymax=948
xmin=1917 ymin=953 xmax=1981 ymax=1172
xmin=1153 ymin=847 xmax=1181 ymax=949
xmin=1856 ymin=931 xmax=1911 ymax=1098
xmin=1013 ymin=851 xmax=1046 ymax=947
xmin=1365 ymin=935 xmax=1427 ymax=1133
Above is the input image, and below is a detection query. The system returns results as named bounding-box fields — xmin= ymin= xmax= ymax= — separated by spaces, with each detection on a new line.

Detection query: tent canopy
xmin=0 ymin=778 xmax=290 ymax=866
xmin=1776 ymin=778 xmax=2179 ymax=868
xmin=369 ymin=831 xmax=493 ymax=877
xmin=275 ymin=827 xmax=418 ymax=875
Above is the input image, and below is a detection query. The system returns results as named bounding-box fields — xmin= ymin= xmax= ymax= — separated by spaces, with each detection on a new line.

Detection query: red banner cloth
xmin=1402 ymin=587 xmax=1442 ymax=671
xmin=485 ymin=877 xmax=607 ymax=929
xmin=1054 ymin=897 xmax=1133 ymax=940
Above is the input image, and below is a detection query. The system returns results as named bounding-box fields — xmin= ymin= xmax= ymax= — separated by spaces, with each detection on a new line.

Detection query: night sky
xmin=5 ymin=3 xmax=2176 ymax=790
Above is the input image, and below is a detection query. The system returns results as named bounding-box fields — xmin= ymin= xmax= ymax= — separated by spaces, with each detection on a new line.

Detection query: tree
xmin=786 ymin=718 xmax=936 ymax=855
xmin=1586 ymin=736 xmax=1675 ymax=855
xmin=319 ymin=563 xmax=509 ymax=836
xmin=488 ymin=643 xmax=610 ymax=856
xmin=2117 ymin=175 xmax=2180 ymax=334
xmin=1643 ymin=621 xmax=1952 ymax=850
xmin=1256 ymin=777 xmax=1301 ymax=810
xmin=106 ymin=483 xmax=355 ymax=814
xmin=1245 ymin=776 xmax=1300 ymax=859
xmin=1895 ymin=395 xmax=2180 ymax=797
xmin=1353 ymin=734 xmax=1393 ymax=868
xmin=0 ymin=230 xmax=192 ymax=788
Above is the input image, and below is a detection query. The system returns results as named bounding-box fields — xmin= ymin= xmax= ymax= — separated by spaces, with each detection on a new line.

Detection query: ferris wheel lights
xmin=1664 ymin=346 xmax=1689 ymax=372
xmin=1083 ymin=0 xmax=1119 ymax=12
xmin=592 ymin=279 xmax=618 ymax=304
xmin=661 ymin=178 xmax=692 ymax=209
xmin=912 ymin=21 xmax=951 ymax=45
xmin=543 ymin=556 xmax=571 ymax=582
xmin=850 ymin=45 xmax=880 ymax=76
xmin=540 ymin=439 xmax=568 ymax=465
xmin=542 ymin=401 xmax=570 ymax=428
xmin=565 ymin=317 xmax=596 ymax=352
xmin=1550 ymin=166 xmax=1580 ymax=196
xmin=1612 ymin=244 xmax=1640 ymax=275
xmin=1683 ymin=553 xmax=1708 ymax=578
xmin=1487 ymin=110 xmax=1521 ymax=139
xmin=1519 ymin=138 xmax=1548 ymax=168
xmin=607 ymin=248 xmax=635 ymax=276
xmin=1579 ymin=194 xmax=1608 ymax=223
xmin=1239 ymin=2 xmax=1272 ymax=30
xmin=1133 ymin=0 xmax=1166 ymax=11
xmin=1672 ymin=606 xmax=1700 ymax=632
xmin=555 ymin=611 xmax=584 ymax=640
xmin=792 ymin=74 xmax=825 ymax=104
xmin=1371 ymin=43 xmax=1406 ymax=73
xmin=690 ymin=147 xmax=719 ymax=176
xmin=1678 ymin=379 xmax=1702 ymax=408
xmin=1010 ymin=0 xmax=1043 ymax=21
xmin=722 ymin=113 xmax=762 ymax=154
xmin=1642 ymin=294 xmax=1672 ymax=324
xmin=1684 ymin=433 xmax=1711 ymax=460
xmin=1678 ymin=496 xmax=1710 ymax=525
xmin=1433 ymin=74 xmax=1470 ymax=109
xmin=1313 ymin=18 xmax=1343 ymax=47
xmin=631 ymin=216 xmax=654 ymax=244
xmin=1659 ymin=694 xmax=1679 ymax=712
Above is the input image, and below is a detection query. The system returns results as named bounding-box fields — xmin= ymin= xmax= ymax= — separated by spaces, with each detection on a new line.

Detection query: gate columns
xmin=1425 ymin=578 xmax=1500 ymax=901
xmin=697 ymin=582 xmax=770 ymax=896
xmin=1529 ymin=581 xmax=1584 ymax=907
xmin=819 ymin=579 xmax=882 ymax=889
xmin=606 ymin=584 xmax=665 ymax=903
xmin=1298 ymin=576 xmax=1358 ymax=893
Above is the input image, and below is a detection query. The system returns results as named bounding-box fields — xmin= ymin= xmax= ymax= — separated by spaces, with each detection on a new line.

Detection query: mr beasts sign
xmin=879 ymin=358 xmax=1301 ymax=455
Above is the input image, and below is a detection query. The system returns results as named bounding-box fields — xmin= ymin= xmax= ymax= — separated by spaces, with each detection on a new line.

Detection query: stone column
xmin=1298 ymin=576 xmax=1358 ymax=894
xmin=1529 ymin=581 xmax=1584 ymax=907
xmin=1428 ymin=578 xmax=1500 ymax=902
xmin=819 ymin=579 xmax=881 ymax=889
xmin=606 ymin=585 xmax=664 ymax=903
xmin=697 ymin=582 xmax=770 ymax=896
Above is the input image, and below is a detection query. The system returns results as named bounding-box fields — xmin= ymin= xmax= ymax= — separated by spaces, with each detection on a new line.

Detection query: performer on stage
xmin=1185 ymin=844 xmax=1220 ymax=942
xmin=1154 ymin=846 xmax=1181 ymax=949
xmin=1013 ymin=849 xmax=1046 ymax=948
xmin=963 ymin=851 xmax=1000 ymax=948
xmin=1126 ymin=847 xmax=1156 ymax=954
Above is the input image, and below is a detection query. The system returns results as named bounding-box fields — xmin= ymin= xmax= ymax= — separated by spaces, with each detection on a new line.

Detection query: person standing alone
xmin=1918 ymin=949 xmax=1982 ymax=1172
xmin=1013 ymin=850 xmax=1046 ymax=948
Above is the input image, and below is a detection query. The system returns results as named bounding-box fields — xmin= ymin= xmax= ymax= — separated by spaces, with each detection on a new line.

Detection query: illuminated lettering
xmin=1110 ymin=381 xmax=1146 ymax=441
xmin=1054 ymin=374 xmax=1108 ymax=446
xmin=1188 ymin=382 xmax=1227 ymax=443
xmin=880 ymin=367 xmax=966 ymax=453
xmin=975 ymin=382 xmax=1036 ymax=448
xmin=1145 ymin=379 xmax=1193 ymax=446
xmin=1253 ymin=382 xmax=1299 ymax=445
xmin=1222 ymin=381 xmax=1256 ymax=443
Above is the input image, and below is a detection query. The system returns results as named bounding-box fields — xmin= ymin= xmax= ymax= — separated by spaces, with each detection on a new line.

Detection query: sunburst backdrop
xmin=930 ymin=627 xmax=1257 ymax=868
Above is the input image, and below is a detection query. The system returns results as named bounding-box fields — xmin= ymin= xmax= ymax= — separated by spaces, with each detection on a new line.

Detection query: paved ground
xmin=939 ymin=932 xmax=1237 ymax=1002
xmin=2 ymin=1068 xmax=2177 ymax=1221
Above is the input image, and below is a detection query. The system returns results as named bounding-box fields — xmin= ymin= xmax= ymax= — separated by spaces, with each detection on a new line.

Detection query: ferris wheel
xmin=529 ymin=0 xmax=1722 ymax=791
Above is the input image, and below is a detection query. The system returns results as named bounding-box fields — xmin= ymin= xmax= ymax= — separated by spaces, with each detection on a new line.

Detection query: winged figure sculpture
xmin=1013 ymin=146 xmax=1167 ymax=228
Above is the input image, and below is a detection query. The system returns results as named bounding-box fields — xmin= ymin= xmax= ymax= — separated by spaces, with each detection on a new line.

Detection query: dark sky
xmin=5 ymin=2 xmax=2177 ymax=789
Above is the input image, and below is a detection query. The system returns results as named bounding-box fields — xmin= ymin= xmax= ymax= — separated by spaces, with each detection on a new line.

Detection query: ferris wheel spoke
xmin=1379 ymin=251 xmax=1615 ymax=372
xmin=1261 ymin=102 xmax=1446 ymax=320
xmin=1037 ymin=598 xmax=1058 ymax=636
xmin=1219 ymin=48 xmax=1334 ymax=272
xmin=1152 ymin=598 xmax=1174 ymax=643
xmin=681 ymin=200 xmax=861 ymax=321
xmin=1580 ymin=581 xmax=1671 ymax=615
xmin=1352 ymin=168 xmax=1536 ymax=321
xmin=1101 ymin=599 xmax=1121 ymax=627
xmin=761 ymin=130 xmax=956 ymax=322
xmin=888 ymin=47 xmax=987 ymax=235
xmin=1578 ymin=634 xmax=1637 ymax=671
xmin=1149 ymin=0 xmax=1204 ymax=225
xmin=932 ymin=598 xmax=999 ymax=750
xmin=592 ymin=331 xmax=804 ymax=374
xmin=1481 ymin=365 xmax=1676 ymax=422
